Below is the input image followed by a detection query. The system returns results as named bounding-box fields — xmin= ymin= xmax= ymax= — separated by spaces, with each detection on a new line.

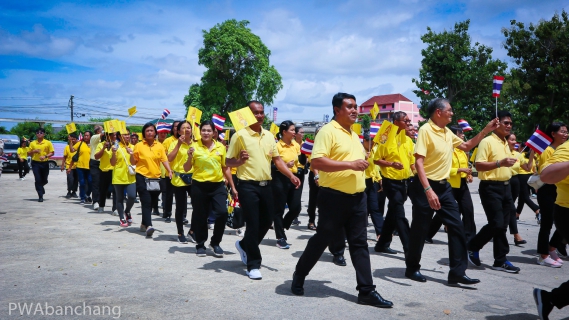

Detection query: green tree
xmin=412 ymin=20 xmax=508 ymax=135
xmin=0 ymin=126 xmax=9 ymax=134
xmin=502 ymin=10 xmax=569 ymax=137
xmin=194 ymin=19 xmax=283 ymax=120
xmin=10 ymin=122 xmax=54 ymax=141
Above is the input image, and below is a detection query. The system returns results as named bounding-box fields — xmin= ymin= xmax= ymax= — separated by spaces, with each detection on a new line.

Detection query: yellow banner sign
xmin=186 ymin=106 xmax=203 ymax=124
xmin=373 ymin=120 xmax=397 ymax=147
xmin=128 ymin=106 xmax=137 ymax=117
xmin=66 ymin=122 xmax=77 ymax=134
xmin=228 ymin=107 xmax=258 ymax=132
xmin=370 ymin=102 xmax=379 ymax=120
xmin=351 ymin=123 xmax=362 ymax=136
xmin=270 ymin=123 xmax=279 ymax=136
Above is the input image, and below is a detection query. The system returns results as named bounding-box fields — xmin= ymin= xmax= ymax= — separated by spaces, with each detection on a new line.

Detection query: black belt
xmin=238 ymin=179 xmax=271 ymax=187
xmin=383 ymin=177 xmax=408 ymax=184
xmin=481 ymin=180 xmax=510 ymax=185
xmin=31 ymin=160 xmax=48 ymax=164
xmin=320 ymin=187 xmax=363 ymax=197
xmin=428 ymin=179 xmax=448 ymax=184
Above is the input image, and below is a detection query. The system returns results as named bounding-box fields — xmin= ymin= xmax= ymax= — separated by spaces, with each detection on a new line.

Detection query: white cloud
xmin=0 ymin=24 xmax=78 ymax=58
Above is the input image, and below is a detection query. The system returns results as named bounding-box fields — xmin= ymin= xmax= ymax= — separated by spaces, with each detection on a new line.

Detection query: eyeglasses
xmin=501 ymin=121 xmax=513 ymax=126
xmin=558 ymin=131 xmax=569 ymax=135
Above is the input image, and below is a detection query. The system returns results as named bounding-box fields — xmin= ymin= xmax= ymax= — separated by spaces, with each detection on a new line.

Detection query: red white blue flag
xmin=457 ymin=119 xmax=473 ymax=132
xmin=300 ymin=139 xmax=314 ymax=155
xmin=370 ymin=123 xmax=380 ymax=138
xmin=161 ymin=109 xmax=171 ymax=120
xmin=493 ymin=76 xmax=504 ymax=98
xmin=525 ymin=129 xmax=552 ymax=154
xmin=273 ymin=107 xmax=278 ymax=123
xmin=212 ymin=114 xmax=226 ymax=131
xmin=156 ymin=122 xmax=172 ymax=133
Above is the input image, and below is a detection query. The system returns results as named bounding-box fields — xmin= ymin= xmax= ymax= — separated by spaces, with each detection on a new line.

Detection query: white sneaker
xmin=21 ymin=177 xmax=25 ymax=181
xmin=111 ymin=210 xmax=119 ymax=216
xmin=235 ymin=240 xmax=247 ymax=265
xmin=93 ymin=202 xmax=99 ymax=210
xmin=537 ymin=256 xmax=562 ymax=268
xmin=549 ymin=250 xmax=564 ymax=265
xmin=246 ymin=269 xmax=262 ymax=280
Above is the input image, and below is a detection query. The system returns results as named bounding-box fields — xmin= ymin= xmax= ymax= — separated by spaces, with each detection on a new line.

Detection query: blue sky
xmin=0 ymin=0 xmax=567 ymax=128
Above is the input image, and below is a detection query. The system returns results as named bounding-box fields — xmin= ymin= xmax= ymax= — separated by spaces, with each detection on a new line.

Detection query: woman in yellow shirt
xmin=70 ymin=131 xmax=93 ymax=204
xmin=110 ymin=130 xmax=136 ymax=227
xmin=95 ymin=133 xmax=117 ymax=213
xmin=62 ymin=133 xmax=78 ymax=198
xmin=130 ymin=123 xmax=172 ymax=238
xmin=183 ymin=120 xmax=236 ymax=257
xmin=516 ymin=149 xmax=540 ymax=218
xmin=505 ymin=133 xmax=527 ymax=245
xmin=536 ymin=122 xmax=567 ymax=267
xmin=17 ymin=139 xmax=30 ymax=180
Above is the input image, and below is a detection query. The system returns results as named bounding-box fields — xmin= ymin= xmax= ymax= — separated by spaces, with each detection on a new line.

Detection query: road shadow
xmin=290 ymin=250 xmax=339 ymax=265
xmin=275 ymin=280 xmax=355 ymax=302
xmin=485 ymin=313 xmax=538 ymax=320
xmin=506 ymin=255 xmax=537 ymax=266
xmin=520 ymin=249 xmax=538 ymax=256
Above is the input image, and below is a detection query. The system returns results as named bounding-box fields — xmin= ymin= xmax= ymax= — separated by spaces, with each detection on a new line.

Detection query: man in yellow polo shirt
xmin=291 ymin=93 xmax=393 ymax=308
xmin=62 ymin=133 xmax=79 ymax=198
xmin=70 ymin=131 xmax=93 ymax=204
xmin=88 ymin=125 xmax=104 ymax=210
xmin=160 ymin=120 xmax=180 ymax=220
xmin=27 ymin=128 xmax=55 ymax=202
xmin=537 ymin=141 xmax=569 ymax=319
xmin=373 ymin=111 xmax=412 ymax=254
xmin=468 ymin=111 xmax=520 ymax=273
xmin=405 ymin=97 xmax=498 ymax=286
xmin=226 ymin=101 xmax=300 ymax=280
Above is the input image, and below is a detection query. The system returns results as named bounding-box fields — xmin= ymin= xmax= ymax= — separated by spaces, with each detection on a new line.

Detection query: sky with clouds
xmin=0 ymin=0 xmax=567 ymax=128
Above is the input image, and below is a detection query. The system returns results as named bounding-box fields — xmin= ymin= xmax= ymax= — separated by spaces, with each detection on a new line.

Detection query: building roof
xmin=359 ymin=94 xmax=413 ymax=108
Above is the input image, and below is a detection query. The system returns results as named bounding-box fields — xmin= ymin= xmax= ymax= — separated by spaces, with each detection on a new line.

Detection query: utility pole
xmin=68 ymin=95 xmax=74 ymax=122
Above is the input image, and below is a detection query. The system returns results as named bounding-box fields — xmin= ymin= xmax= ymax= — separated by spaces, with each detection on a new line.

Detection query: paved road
xmin=0 ymin=171 xmax=567 ymax=319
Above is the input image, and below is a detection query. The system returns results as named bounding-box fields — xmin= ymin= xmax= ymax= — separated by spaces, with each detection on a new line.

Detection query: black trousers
xmin=173 ymin=185 xmax=191 ymax=235
xmin=237 ymin=181 xmax=274 ymax=271
xmin=508 ymin=175 xmax=520 ymax=235
xmin=135 ymin=173 xmax=160 ymax=228
xmin=469 ymin=181 xmax=512 ymax=265
xmin=66 ymin=169 xmax=78 ymax=192
xmin=191 ymin=181 xmax=228 ymax=248
xmin=31 ymin=161 xmax=50 ymax=198
xmin=89 ymin=159 xmax=101 ymax=204
xmin=551 ymin=205 xmax=569 ymax=309
xmin=537 ymin=184 xmax=564 ymax=255
xmin=17 ymin=160 xmax=29 ymax=178
xmin=295 ymin=188 xmax=375 ymax=293
xmin=272 ymin=170 xmax=303 ymax=240
xmin=406 ymin=178 xmax=468 ymax=277
xmin=376 ymin=178 xmax=410 ymax=252
xmin=99 ymin=170 xmax=116 ymax=209
xmin=428 ymin=178 xmax=476 ymax=244
xmin=365 ymin=178 xmax=384 ymax=236
xmin=114 ymin=183 xmax=136 ymax=220
xmin=516 ymin=174 xmax=540 ymax=213
xmin=163 ymin=176 xmax=174 ymax=216
xmin=307 ymin=171 xmax=319 ymax=224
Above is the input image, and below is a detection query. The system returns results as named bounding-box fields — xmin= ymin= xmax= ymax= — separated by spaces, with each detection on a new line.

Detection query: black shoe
xmin=164 ymin=217 xmax=171 ymax=223
xmin=210 ymin=244 xmax=224 ymax=257
xmin=333 ymin=255 xmax=347 ymax=266
xmin=183 ymin=218 xmax=189 ymax=224
xmin=357 ymin=290 xmax=393 ymax=308
xmin=514 ymin=239 xmax=527 ymax=245
xmin=533 ymin=288 xmax=553 ymax=320
xmin=393 ymin=230 xmax=399 ymax=236
xmin=71 ymin=192 xmax=78 ymax=198
xmin=448 ymin=274 xmax=480 ymax=286
xmin=291 ymin=272 xmax=305 ymax=296
xmin=38 ymin=197 xmax=43 ymax=202
xmin=65 ymin=192 xmax=72 ymax=199
xmin=374 ymin=246 xmax=397 ymax=254
xmin=86 ymin=197 xmax=92 ymax=203
xmin=405 ymin=270 xmax=426 ymax=282
xmin=187 ymin=231 xmax=196 ymax=243
xmin=425 ymin=238 xmax=434 ymax=244
xmin=152 ymin=210 xmax=160 ymax=216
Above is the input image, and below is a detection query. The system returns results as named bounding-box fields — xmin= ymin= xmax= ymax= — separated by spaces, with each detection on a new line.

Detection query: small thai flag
xmin=156 ymin=122 xmax=172 ymax=133
xmin=212 ymin=114 xmax=226 ymax=131
xmin=370 ymin=123 xmax=380 ymax=138
xmin=457 ymin=119 xmax=473 ymax=132
xmin=525 ymin=129 xmax=552 ymax=155
xmin=161 ymin=109 xmax=171 ymax=120
xmin=0 ymin=155 xmax=7 ymax=162
xmin=219 ymin=132 xmax=225 ymax=140
xmin=514 ymin=143 xmax=520 ymax=150
xmin=359 ymin=135 xmax=364 ymax=143
xmin=300 ymin=139 xmax=314 ymax=155
xmin=79 ymin=132 xmax=83 ymax=141
xmin=493 ymin=76 xmax=504 ymax=98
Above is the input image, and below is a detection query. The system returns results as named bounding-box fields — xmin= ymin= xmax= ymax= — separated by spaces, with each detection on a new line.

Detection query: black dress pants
xmin=406 ymin=178 xmax=468 ymax=277
xmin=163 ymin=176 xmax=174 ymax=216
xmin=537 ymin=184 xmax=564 ymax=255
xmin=66 ymin=169 xmax=78 ymax=192
xmin=365 ymin=178 xmax=384 ymax=236
xmin=468 ymin=180 xmax=512 ymax=265
xmin=516 ymin=174 xmax=540 ymax=213
xmin=551 ymin=205 xmax=569 ymax=308
xmin=307 ymin=171 xmax=319 ymax=224
xmin=173 ymin=185 xmax=191 ymax=235
xmin=17 ymin=160 xmax=29 ymax=178
xmin=191 ymin=181 xmax=228 ymax=248
xmin=272 ymin=170 xmax=303 ymax=240
xmin=295 ymin=187 xmax=375 ymax=294
xmin=31 ymin=161 xmax=49 ymax=197
xmin=236 ymin=181 xmax=274 ymax=271
xmin=376 ymin=178 xmax=410 ymax=252
xmin=89 ymin=159 xmax=101 ymax=204
xmin=98 ymin=170 xmax=116 ymax=209
xmin=135 ymin=173 xmax=160 ymax=228
xmin=508 ymin=175 xmax=520 ymax=235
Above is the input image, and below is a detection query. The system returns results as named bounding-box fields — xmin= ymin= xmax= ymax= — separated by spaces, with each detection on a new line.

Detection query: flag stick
xmin=495 ymin=97 xmax=498 ymax=118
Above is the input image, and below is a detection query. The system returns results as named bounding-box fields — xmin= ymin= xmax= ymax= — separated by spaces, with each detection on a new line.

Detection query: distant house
xmin=358 ymin=94 xmax=424 ymax=127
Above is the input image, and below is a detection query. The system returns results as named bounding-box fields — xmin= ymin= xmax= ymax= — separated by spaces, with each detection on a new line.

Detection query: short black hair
xmin=35 ymin=128 xmax=46 ymax=134
xmin=200 ymin=120 xmax=215 ymax=131
xmin=277 ymin=120 xmax=295 ymax=140
xmin=246 ymin=100 xmax=263 ymax=108
xmin=497 ymin=110 xmax=512 ymax=122
xmin=544 ymin=122 xmax=567 ymax=140
xmin=427 ymin=98 xmax=450 ymax=118
xmin=176 ymin=121 xmax=191 ymax=136
xmin=393 ymin=111 xmax=407 ymax=122
xmin=141 ymin=123 xmax=156 ymax=139
xmin=332 ymin=93 xmax=356 ymax=115
xmin=69 ymin=133 xmax=78 ymax=139
xmin=171 ymin=120 xmax=181 ymax=137
xmin=449 ymin=126 xmax=463 ymax=135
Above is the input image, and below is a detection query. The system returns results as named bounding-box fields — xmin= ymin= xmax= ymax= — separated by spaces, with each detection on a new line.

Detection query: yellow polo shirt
xmin=365 ymin=145 xmax=378 ymax=180
xmin=63 ymin=145 xmax=76 ymax=169
xmin=95 ymin=142 xmax=114 ymax=172
xmin=90 ymin=134 xmax=101 ymax=161
xmin=414 ymin=119 xmax=464 ymax=181
xmin=276 ymin=139 xmax=300 ymax=174
xmin=449 ymin=148 xmax=469 ymax=188
xmin=112 ymin=143 xmax=136 ymax=185
xmin=475 ymin=133 xmax=512 ymax=181
xmin=17 ymin=147 xmax=28 ymax=161
xmin=190 ymin=140 xmax=226 ymax=183
xmin=510 ymin=150 xmax=527 ymax=176
xmin=168 ymin=141 xmax=194 ymax=187
xmin=133 ymin=140 xmax=168 ymax=178
xmin=542 ymin=141 xmax=569 ymax=207
xmin=227 ymin=127 xmax=279 ymax=181
xmin=374 ymin=132 xmax=412 ymax=180
xmin=72 ymin=141 xmax=91 ymax=169
xmin=538 ymin=146 xmax=555 ymax=174
xmin=28 ymin=140 xmax=54 ymax=162
xmin=519 ymin=153 xmax=536 ymax=174
xmin=404 ymin=136 xmax=416 ymax=176
xmin=312 ymin=120 xmax=366 ymax=194
xmin=293 ymin=140 xmax=304 ymax=171
xmin=162 ymin=136 xmax=177 ymax=154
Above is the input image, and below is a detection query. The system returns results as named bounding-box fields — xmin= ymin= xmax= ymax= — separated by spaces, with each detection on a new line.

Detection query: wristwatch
xmin=314 ymin=174 xmax=319 ymax=180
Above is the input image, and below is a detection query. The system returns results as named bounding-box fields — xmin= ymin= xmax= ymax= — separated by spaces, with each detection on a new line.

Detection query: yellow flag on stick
xmin=119 ymin=120 xmax=128 ymax=135
xmin=351 ymin=123 xmax=362 ymax=136
xmin=228 ymin=107 xmax=258 ymax=132
xmin=186 ymin=106 xmax=203 ymax=124
xmin=224 ymin=129 xmax=230 ymax=141
xmin=373 ymin=120 xmax=398 ymax=146
xmin=128 ymin=106 xmax=137 ymax=117
xmin=270 ymin=123 xmax=279 ymax=136
xmin=192 ymin=122 xmax=201 ymax=141
xmin=370 ymin=102 xmax=380 ymax=120
xmin=137 ymin=133 xmax=143 ymax=141
xmin=66 ymin=122 xmax=77 ymax=134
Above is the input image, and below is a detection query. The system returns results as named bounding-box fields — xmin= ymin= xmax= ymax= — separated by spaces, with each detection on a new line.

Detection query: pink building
xmin=359 ymin=94 xmax=424 ymax=127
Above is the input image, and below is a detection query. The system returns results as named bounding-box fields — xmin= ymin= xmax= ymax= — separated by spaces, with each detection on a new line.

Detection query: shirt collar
xmin=245 ymin=126 xmax=265 ymax=137
xmin=331 ymin=120 xmax=352 ymax=135
xmin=428 ymin=119 xmax=446 ymax=133
xmin=491 ymin=133 xmax=507 ymax=144
xmin=278 ymin=139 xmax=294 ymax=147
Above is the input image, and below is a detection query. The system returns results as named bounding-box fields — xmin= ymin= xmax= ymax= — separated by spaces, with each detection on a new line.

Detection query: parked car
xmin=0 ymin=134 xmax=23 ymax=171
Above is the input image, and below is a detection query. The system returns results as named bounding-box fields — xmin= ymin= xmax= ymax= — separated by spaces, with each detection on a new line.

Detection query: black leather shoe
xmin=291 ymin=272 xmax=305 ymax=296
xmin=38 ymin=197 xmax=43 ymax=202
xmin=357 ymin=290 xmax=393 ymax=308
xmin=405 ymin=270 xmax=426 ymax=282
xmin=374 ymin=246 xmax=397 ymax=254
xmin=514 ymin=239 xmax=527 ymax=245
xmin=425 ymin=238 xmax=434 ymax=244
xmin=448 ymin=274 xmax=480 ymax=286
xmin=333 ymin=255 xmax=347 ymax=266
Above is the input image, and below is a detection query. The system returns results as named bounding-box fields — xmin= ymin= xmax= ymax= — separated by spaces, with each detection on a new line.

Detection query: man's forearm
xmin=311 ymin=157 xmax=352 ymax=172
xmin=458 ymin=129 xmax=489 ymax=152
xmin=541 ymin=162 xmax=569 ymax=184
